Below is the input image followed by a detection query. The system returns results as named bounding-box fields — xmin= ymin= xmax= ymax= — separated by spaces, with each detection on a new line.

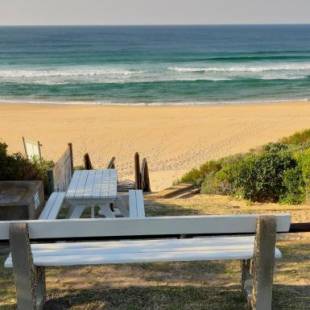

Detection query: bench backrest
xmin=0 ymin=214 xmax=290 ymax=241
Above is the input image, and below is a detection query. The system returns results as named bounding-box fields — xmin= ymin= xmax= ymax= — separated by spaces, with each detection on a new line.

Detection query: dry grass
xmin=0 ymin=194 xmax=309 ymax=309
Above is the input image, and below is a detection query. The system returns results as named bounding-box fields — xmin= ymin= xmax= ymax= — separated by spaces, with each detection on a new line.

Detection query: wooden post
xmin=22 ymin=136 xmax=28 ymax=158
xmin=134 ymin=152 xmax=142 ymax=190
xmin=37 ymin=141 xmax=42 ymax=161
xmin=250 ymin=216 xmax=277 ymax=310
xmin=141 ymin=158 xmax=151 ymax=192
xmin=83 ymin=153 xmax=93 ymax=170
xmin=68 ymin=143 xmax=74 ymax=176
xmin=107 ymin=156 xmax=116 ymax=169
xmin=9 ymin=223 xmax=46 ymax=310
xmin=47 ymin=169 xmax=54 ymax=195
xmin=241 ymin=259 xmax=252 ymax=305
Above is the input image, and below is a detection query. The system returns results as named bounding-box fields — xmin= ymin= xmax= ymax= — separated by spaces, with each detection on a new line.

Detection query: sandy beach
xmin=1 ymin=101 xmax=310 ymax=190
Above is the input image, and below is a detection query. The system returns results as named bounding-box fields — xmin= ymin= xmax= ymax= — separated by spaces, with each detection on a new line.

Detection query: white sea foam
xmin=169 ymin=62 xmax=310 ymax=73
xmin=0 ymin=62 xmax=310 ymax=85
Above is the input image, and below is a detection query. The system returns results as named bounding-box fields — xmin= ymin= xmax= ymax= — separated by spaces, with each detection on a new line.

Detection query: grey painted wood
xmin=241 ymin=259 xmax=252 ymax=305
xmin=129 ymin=190 xmax=145 ymax=218
xmin=66 ymin=169 xmax=117 ymax=199
xmin=0 ymin=214 xmax=291 ymax=240
xmin=9 ymin=223 xmax=45 ymax=309
xmin=5 ymin=236 xmax=282 ymax=267
xmin=39 ymin=192 xmax=65 ymax=220
xmin=251 ymin=216 xmax=277 ymax=310
xmin=65 ymin=169 xmax=118 ymax=218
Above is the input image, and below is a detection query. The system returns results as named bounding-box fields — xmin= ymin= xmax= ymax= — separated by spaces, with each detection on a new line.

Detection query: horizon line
xmin=0 ymin=22 xmax=310 ymax=27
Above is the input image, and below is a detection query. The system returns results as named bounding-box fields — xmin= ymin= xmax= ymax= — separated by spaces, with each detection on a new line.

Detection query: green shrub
xmin=180 ymin=160 xmax=222 ymax=186
xmin=281 ymin=129 xmax=310 ymax=145
xmin=238 ymin=152 xmax=297 ymax=202
xmin=294 ymin=148 xmax=310 ymax=200
xmin=263 ymin=142 xmax=289 ymax=153
xmin=0 ymin=142 xmax=54 ymax=193
xmin=280 ymin=167 xmax=305 ymax=204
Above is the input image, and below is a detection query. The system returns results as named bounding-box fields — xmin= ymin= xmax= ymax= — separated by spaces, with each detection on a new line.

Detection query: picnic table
xmin=65 ymin=169 xmax=118 ymax=218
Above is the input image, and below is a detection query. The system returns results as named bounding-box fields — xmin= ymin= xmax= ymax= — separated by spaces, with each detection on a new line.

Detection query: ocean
xmin=0 ymin=25 xmax=310 ymax=104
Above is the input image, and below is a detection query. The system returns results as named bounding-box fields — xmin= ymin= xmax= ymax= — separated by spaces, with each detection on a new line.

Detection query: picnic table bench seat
xmin=39 ymin=192 xmax=66 ymax=220
xmin=0 ymin=214 xmax=291 ymax=310
xmin=39 ymin=190 xmax=145 ymax=219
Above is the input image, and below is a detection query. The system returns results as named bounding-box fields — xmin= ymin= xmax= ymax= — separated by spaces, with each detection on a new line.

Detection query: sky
xmin=0 ymin=0 xmax=310 ymax=26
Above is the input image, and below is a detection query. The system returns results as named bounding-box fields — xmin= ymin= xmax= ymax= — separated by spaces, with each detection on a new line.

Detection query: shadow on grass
xmin=44 ymin=285 xmax=246 ymax=310
xmin=145 ymin=200 xmax=203 ymax=216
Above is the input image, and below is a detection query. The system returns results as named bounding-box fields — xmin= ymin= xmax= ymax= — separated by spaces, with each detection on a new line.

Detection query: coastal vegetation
xmin=180 ymin=129 xmax=310 ymax=204
xmin=0 ymin=142 xmax=53 ymax=193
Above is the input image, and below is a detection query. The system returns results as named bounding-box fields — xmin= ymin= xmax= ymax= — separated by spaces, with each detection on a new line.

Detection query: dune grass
xmin=0 ymin=194 xmax=309 ymax=309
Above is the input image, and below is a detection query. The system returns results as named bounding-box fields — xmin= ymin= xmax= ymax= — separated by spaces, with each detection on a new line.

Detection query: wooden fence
xmin=47 ymin=143 xmax=74 ymax=193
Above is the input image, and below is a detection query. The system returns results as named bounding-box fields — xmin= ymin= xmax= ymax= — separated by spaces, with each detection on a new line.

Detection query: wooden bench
xmin=0 ymin=214 xmax=290 ymax=310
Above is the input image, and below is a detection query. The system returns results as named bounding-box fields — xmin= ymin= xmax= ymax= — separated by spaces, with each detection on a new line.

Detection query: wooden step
xmin=156 ymin=183 xmax=196 ymax=199
xmin=176 ymin=188 xmax=201 ymax=199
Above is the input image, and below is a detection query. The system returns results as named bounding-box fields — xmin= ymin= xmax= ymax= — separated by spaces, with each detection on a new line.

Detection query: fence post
xmin=141 ymin=158 xmax=151 ymax=192
xmin=68 ymin=143 xmax=74 ymax=176
xmin=47 ymin=169 xmax=54 ymax=195
xmin=107 ymin=156 xmax=116 ymax=169
xmin=134 ymin=152 xmax=142 ymax=189
xmin=83 ymin=153 xmax=93 ymax=170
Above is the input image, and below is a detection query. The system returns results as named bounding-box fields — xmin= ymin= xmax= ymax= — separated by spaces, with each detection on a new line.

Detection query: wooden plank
xmin=39 ymin=195 xmax=56 ymax=220
xmin=129 ymin=190 xmax=145 ymax=218
xmin=81 ymin=170 xmax=94 ymax=198
xmin=53 ymin=146 xmax=73 ymax=191
xmin=74 ymin=170 xmax=88 ymax=197
xmin=65 ymin=170 xmax=82 ymax=197
xmin=46 ymin=193 xmax=65 ymax=219
xmin=5 ymin=236 xmax=282 ymax=268
xmin=0 ymin=214 xmax=291 ymax=240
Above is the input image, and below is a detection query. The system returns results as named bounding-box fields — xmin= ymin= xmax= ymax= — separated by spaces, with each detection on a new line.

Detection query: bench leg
xmin=241 ymin=259 xmax=253 ymax=307
xmin=9 ymin=223 xmax=46 ymax=310
xmin=249 ymin=216 xmax=277 ymax=310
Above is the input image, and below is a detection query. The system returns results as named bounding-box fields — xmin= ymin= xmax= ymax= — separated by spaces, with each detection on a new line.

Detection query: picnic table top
xmin=65 ymin=169 xmax=117 ymax=200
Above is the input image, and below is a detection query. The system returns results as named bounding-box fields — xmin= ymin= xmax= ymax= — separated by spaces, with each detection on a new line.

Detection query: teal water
xmin=0 ymin=25 xmax=310 ymax=104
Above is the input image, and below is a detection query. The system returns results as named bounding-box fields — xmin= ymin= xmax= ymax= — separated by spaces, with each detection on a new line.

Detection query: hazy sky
xmin=1 ymin=0 xmax=310 ymax=26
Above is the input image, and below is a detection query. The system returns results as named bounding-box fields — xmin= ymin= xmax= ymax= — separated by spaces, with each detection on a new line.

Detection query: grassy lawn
xmin=1 ymin=194 xmax=309 ymax=309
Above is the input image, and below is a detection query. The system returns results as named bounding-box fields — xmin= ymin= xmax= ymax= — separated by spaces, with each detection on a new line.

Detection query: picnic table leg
xmin=249 ymin=216 xmax=277 ymax=310
xmin=9 ymin=223 xmax=46 ymax=310
xmin=98 ymin=204 xmax=116 ymax=218
xmin=67 ymin=205 xmax=86 ymax=218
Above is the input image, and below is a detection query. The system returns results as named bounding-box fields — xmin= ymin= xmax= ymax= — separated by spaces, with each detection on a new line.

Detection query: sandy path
xmin=1 ymin=101 xmax=310 ymax=190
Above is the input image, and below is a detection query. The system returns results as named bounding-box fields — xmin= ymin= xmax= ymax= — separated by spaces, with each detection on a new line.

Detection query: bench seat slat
xmin=4 ymin=236 xmax=282 ymax=268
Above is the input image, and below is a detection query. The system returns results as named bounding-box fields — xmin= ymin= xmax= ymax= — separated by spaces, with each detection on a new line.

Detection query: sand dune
xmin=1 ymin=101 xmax=310 ymax=190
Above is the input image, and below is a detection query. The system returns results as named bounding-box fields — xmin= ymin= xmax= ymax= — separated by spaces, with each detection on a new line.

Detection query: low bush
xmin=0 ymin=142 xmax=54 ymax=193
xmin=281 ymin=128 xmax=310 ymax=145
